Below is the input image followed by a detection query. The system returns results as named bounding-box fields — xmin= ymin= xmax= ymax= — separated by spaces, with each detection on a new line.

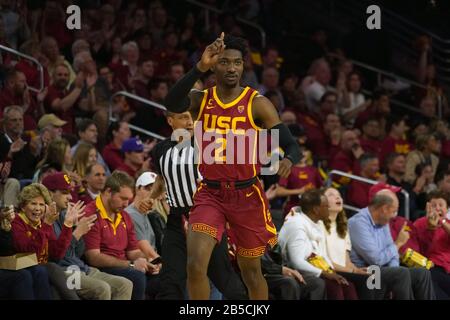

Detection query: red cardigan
xmin=11 ymin=213 xmax=72 ymax=264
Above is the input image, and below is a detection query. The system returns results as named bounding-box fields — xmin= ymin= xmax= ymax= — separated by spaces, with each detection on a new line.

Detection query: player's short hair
xmin=223 ymin=34 xmax=248 ymax=57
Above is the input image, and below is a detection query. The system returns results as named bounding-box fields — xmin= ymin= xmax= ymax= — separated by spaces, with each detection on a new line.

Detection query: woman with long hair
xmin=36 ymin=138 xmax=72 ymax=173
xmin=322 ymin=187 xmax=374 ymax=299
xmin=72 ymin=143 xmax=97 ymax=178
xmin=34 ymin=138 xmax=82 ymax=190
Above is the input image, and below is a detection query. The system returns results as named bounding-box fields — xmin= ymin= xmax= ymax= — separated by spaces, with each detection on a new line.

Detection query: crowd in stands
xmin=1 ymin=0 xmax=450 ymax=300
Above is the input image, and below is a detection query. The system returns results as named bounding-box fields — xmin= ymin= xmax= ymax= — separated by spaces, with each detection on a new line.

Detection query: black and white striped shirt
xmin=152 ymin=138 xmax=199 ymax=208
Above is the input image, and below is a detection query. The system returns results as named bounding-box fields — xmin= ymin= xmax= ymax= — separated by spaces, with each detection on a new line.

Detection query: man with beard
xmin=0 ymin=69 xmax=41 ymax=131
xmin=44 ymin=64 xmax=85 ymax=134
xmin=83 ymin=170 xmax=159 ymax=300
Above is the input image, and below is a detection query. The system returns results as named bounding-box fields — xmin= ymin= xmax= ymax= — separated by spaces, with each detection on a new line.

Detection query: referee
xmin=151 ymin=110 xmax=247 ymax=300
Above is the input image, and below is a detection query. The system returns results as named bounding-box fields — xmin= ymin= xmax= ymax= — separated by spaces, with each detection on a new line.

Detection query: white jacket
xmin=278 ymin=209 xmax=333 ymax=277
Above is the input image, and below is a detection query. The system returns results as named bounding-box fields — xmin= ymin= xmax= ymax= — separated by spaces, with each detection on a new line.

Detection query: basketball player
xmin=164 ymin=33 xmax=301 ymax=299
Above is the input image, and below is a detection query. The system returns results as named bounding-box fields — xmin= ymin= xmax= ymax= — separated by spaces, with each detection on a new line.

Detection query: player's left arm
xmin=252 ymin=95 xmax=301 ymax=178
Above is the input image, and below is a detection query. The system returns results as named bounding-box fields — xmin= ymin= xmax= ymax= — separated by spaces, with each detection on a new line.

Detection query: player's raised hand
xmin=197 ymin=32 xmax=225 ymax=72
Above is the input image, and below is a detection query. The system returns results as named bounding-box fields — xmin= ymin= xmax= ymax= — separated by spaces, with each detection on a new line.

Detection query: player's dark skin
xmin=185 ymin=33 xmax=293 ymax=300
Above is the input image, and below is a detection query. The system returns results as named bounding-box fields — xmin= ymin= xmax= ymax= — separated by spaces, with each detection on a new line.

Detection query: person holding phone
xmin=44 ymin=172 xmax=133 ymax=300
xmin=83 ymin=171 xmax=160 ymax=300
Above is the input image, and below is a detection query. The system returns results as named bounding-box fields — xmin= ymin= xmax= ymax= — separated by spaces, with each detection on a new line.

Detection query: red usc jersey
xmin=194 ymin=86 xmax=261 ymax=181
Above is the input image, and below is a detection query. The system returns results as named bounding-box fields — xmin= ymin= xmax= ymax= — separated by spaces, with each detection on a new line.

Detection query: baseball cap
xmin=38 ymin=114 xmax=67 ymax=130
xmin=121 ymin=137 xmax=144 ymax=153
xmin=368 ymin=182 xmax=401 ymax=202
xmin=41 ymin=172 xmax=72 ymax=191
xmin=136 ymin=171 xmax=157 ymax=187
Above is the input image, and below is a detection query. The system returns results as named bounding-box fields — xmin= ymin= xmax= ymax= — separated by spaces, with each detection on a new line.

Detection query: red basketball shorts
xmin=189 ymin=179 xmax=278 ymax=258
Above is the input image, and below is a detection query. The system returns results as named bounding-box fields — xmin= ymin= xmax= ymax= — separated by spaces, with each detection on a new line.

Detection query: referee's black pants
xmin=156 ymin=207 xmax=248 ymax=300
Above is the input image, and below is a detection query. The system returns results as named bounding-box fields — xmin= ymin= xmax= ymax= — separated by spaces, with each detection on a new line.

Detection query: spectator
xmin=435 ymin=170 xmax=450 ymax=194
xmin=168 ymin=62 xmax=185 ymax=87
xmin=16 ymin=39 xmax=51 ymax=90
xmin=318 ymin=91 xmax=338 ymax=117
xmin=303 ymin=58 xmax=333 ymax=112
xmin=281 ymin=74 xmax=300 ymax=108
xmin=134 ymin=30 xmax=153 ymax=58
xmin=0 ymin=69 xmax=39 ymax=130
xmin=40 ymin=36 xmax=75 ymax=85
xmin=379 ymin=115 xmax=413 ymax=167
xmin=117 ymin=137 xmax=149 ymax=179
xmin=414 ymin=190 xmax=450 ymax=298
xmin=329 ymin=129 xmax=364 ymax=185
xmin=71 ymin=119 xmax=110 ymax=175
xmin=404 ymin=133 xmax=441 ymax=184
xmin=280 ymin=110 xmax=297 ymax=126
xmin=113 ymin=41 xmax=140 ymax=90
xmin=78 ymin=163 xmax=107 ymax=206
xmin=130 ymin=59 xmax=163 ymax=128
xmin=359 ymin=117 xmax=382 ymax=155
xmin=0 ymin=160 xmax=19 ymax=207
xmin=241 ymin=52 xmax=259 ymax=88
xmin=35 ymin=138 xmax=72 ymax=181
xmin=430 ymin=119 xmax=450 ymax=160
xmin=44 ymin=64 xmax=84 ymax=134
xmin=348 ymin=186 xmax=435 ymax=299
xmin=43 ymin=172 xmax=133 ymax=300
xmin=0 ymin=205 xmax=52 ymax=300
xmin=276 ymin=147 xmax=323 ymax=215
xmin=71 ymin=39 xmax=90 ymax=58
xmin=258 ymin=67 xmax=285 ymax=111
xmin=103 ymin=121 xmax=131 ymax=171
xmin=340 ymin=71 xmax=370 ymax=125
xmin=152 ymin=31 xmax=184 ymax=77
xmin=347 ymin=154 xmax=381 ymax=209
xmin=322 ymin=188 xmax=374 ymax=299
xmin=132 ymin=58 xmax=154 ymax=99
xmin=278 ymin=189 xmax=358 ymax=300
xmin=411 ymin=95 xmax=438 ymax=127
xmin=148 ymin=6 xmax=169 ymax=47
xmin=0 ymin=0 xmax=29 ymax=49
xmin=389 ymin=192 xmax=449 ymax=299
xmin=83 ymin=171 xmax=160 ymax=300
xmin=11 ymin=183 xmax=82 ymax=300
xmin=126 ymin=172 xmax=160 ymax=262
xmin=37 ymin=113 xmax=66 ymax=143
xmin=355 ymin=88 xmax=391 ymax=135
xmin=40 ymin=2 xmax=73 ymax=53
xmin=72 ymin=143 xmax=97 ymax=179
xmin=134 ymin=78 xmax=170 ymax=136
xmin=322 ymin=113 xmax=343 ymax=161
xmin=73 ymin=51 xmax=111 ymax=146
xmin=385 ymin=153 xmax=418 ymax=219
xmin=0 ymin=106 xmax=37 ymax=180
xmin=413 ymin=163 xmax=438 ymax=212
